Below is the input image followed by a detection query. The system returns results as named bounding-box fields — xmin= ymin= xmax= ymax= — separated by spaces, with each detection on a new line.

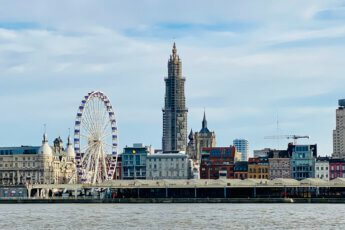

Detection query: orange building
xmin=248 ymin=157 xmax=269 ymax=179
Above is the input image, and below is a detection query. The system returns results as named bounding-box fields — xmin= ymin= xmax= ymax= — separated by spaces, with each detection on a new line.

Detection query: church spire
xmin=188 ymin=129 xmax=194 ymax=141
xmin=200 ymin=109 xmax=210 ymax=133
xmin=202 ymin=109 xmax=207 ymax=129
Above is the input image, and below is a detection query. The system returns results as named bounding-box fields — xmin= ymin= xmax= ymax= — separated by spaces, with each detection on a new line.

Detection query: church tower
xmin=194 ymin=111 xmax=216 ymax=162
xmin=162 ymin=43 xmax=188 ymax=153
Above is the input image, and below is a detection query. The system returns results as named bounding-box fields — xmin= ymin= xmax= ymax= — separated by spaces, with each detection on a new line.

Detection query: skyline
xmin=1 ymin=1 xmax=345 ymax=155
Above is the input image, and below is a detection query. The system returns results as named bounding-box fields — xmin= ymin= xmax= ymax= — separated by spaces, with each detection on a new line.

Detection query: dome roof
xmin=39 ymin=133 xmax=53 ymax=156
xmin=66 ymin=136 xmax=75 ymax=158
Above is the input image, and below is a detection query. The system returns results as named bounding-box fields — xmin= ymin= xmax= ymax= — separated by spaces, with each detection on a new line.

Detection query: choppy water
xmin=0 ymin=203 xmax=344 ymax=229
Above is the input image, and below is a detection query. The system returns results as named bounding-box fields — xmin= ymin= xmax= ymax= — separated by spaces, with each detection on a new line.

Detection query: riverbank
xmin=2 ymin=197 xmax=345 ymax=203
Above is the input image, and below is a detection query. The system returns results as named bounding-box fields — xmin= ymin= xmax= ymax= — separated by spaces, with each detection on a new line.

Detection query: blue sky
xmin=0 ymin=0 xmax=344 ymax=156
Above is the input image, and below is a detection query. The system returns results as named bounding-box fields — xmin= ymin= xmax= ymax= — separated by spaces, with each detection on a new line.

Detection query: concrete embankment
xmin=2 ymin=198 xmax=345 ymax=204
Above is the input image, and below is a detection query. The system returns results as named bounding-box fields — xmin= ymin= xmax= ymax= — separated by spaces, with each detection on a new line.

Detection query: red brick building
xmin=200 ymin=146 xmax=236 ymax=179
xmin=329 ymin=158 xmax=345 ymax=180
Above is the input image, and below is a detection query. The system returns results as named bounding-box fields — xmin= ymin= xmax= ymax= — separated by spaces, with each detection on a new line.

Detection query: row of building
xmin=0 ymin=134 xmax=76 ymax=185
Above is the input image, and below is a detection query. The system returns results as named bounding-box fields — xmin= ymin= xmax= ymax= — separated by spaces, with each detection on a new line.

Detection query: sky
xmin=0 ymin=0 xmax=345 ymax=156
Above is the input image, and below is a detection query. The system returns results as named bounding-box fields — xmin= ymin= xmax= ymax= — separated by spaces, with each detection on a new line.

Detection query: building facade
xmin=162 ymin=43 xmax=188 ymax=153
xmin=188 ymin=112 xmax=216 ymax=163
xmin=268 ymin=150 xmax=291 ymax=180
xmin=233 ymin=139 xmax=249 ymax=161
xmin=200 ymin=147 xmax=235 ymax=179
xmin=253 ymin=148 xmax=273 ymax=158
xmin=329 ymin=158 xmax=345 ymax=180
xmin=121 ymin=144 xmax=152 ymax=180
xmin=315 ymin=157 xmax=329 ymax=180
xmin=146 ymin=153 xmax=189 ymax=179
xmin=248 ymin=157 xmax=269 ymax=179
xmin=290 ymin=144 xmax=317 ymax=180
xmin=0 ymin=134 xmax=76 ymax=185
xmin=234 ymin=161 xmax=248 ymax=180
xmin=333 ymin=99 xmax=345 ymax=158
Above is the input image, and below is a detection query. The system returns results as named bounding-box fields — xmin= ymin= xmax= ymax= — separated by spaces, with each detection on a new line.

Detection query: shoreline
xmin=1 ymin=198 xmax=345 ymax=204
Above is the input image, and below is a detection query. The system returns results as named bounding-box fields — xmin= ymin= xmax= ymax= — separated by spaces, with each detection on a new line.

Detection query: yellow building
xmin=248 ymin=157 xmax=269 ymax=179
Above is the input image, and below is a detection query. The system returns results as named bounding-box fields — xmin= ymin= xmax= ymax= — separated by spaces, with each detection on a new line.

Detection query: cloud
xmin=0 ymin=0 xmax=344 ymax=156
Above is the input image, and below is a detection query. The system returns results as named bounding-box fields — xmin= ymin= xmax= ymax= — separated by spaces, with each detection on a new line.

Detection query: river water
xmin=0 ymin=203 xmax=344 ymax=229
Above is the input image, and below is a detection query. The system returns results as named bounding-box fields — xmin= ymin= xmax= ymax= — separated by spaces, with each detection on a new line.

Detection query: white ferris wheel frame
xmin=74 ymin=91 xmax=118 ymax=184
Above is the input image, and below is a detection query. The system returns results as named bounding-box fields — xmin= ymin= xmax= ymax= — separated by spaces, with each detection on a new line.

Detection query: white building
xmin=146 ymin=153 xmax=189 ymax=179
xmin=253 ymin=148 xmax=273 ymax=158
xmin=315 ymin=157 xmax=329 ymax=180
xmin=333 ymin=99 xmax=345 ymax=158
xmin=233 ymin=139 xmax=249 ymax=161
xmin=0 ymin=133 xmax=76 ymax=185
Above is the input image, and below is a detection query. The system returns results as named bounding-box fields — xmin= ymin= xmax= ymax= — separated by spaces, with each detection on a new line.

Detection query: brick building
xmin=200 ymin=146 xmax=236 ymax=179
xmin=329 ymin=158 xmax=345 ymax=180
xmin=234 ymin=161 xmax=248 ymax=180
xmin=268 ymin=150 xmax=291 ymax=179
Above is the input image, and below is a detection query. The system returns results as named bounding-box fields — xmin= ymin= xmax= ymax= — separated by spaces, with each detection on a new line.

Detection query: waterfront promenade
xmin=2 ymin=178 xmax=345 ymax=203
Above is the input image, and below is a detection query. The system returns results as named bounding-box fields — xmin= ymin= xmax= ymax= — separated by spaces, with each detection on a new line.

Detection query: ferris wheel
xmin=74 ymin=91 xmax=118 ymax=184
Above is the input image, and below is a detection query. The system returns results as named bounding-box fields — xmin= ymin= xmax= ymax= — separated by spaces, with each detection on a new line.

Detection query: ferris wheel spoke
xmin=80 ymin=141 xmax=99 ymax=153
xmin=83 ymin=105 xmax=97 ymax=135
xmin=100 ymin=132 xmax=112 ymax=141
xmin=81 ymin=113 xmax=94 ymax=133
xmin=101 ymin=141 xmax=114 ymax=150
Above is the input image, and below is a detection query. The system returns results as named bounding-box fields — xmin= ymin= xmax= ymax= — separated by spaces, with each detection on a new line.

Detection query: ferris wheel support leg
xmin=92 ymin=146 xmax=101 ymax=184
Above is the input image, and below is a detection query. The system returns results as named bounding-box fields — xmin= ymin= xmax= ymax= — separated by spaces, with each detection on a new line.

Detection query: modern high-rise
xmin=162 ymin=43 xmax=188 ymax=153
xmin=233 ymin=139 xmax=249 ymax=161
xmin=333 ymin=99 xmax=345 ymax=158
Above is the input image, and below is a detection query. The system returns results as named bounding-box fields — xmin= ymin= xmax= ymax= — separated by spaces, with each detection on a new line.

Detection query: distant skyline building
xmin=333 ymin=99 xmax=345 ymax=158
xmin=233 ymin=139 xmax=249 ymax=161
xmin=162 ymin=43 xmax=188 ymax=153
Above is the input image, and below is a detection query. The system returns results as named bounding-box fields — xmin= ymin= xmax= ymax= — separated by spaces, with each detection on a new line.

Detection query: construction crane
xmin=264 ymin=135 xmax=310 ymax=145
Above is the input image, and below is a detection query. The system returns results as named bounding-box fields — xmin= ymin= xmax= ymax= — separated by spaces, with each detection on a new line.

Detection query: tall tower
xmin=333 ymin=99 xmax=345 ymax=158
xmin=162 ymin=43 xmax=188 ymax=153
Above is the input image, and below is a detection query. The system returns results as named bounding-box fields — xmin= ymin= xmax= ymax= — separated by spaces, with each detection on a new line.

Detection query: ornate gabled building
xmin=0 ymin=133 xmax=76 ymax=185
xmin=162 ymin=43 xmax=188 ymax=153
xmin=192 ymin=111 xmax=216 ymax=163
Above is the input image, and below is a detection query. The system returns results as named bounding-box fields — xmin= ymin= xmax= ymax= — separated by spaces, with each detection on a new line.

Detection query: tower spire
xmin=172 ymin=42 xmax=177 ymax=59
xmin=200 ymin=109 xmax=210 ymax=133
xmin=202 ymin=109 xmax=207 ymax=129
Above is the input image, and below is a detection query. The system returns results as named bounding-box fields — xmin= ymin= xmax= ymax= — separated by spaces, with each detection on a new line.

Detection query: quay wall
xmin=2 ymin=198 xmax=345 ymax=203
